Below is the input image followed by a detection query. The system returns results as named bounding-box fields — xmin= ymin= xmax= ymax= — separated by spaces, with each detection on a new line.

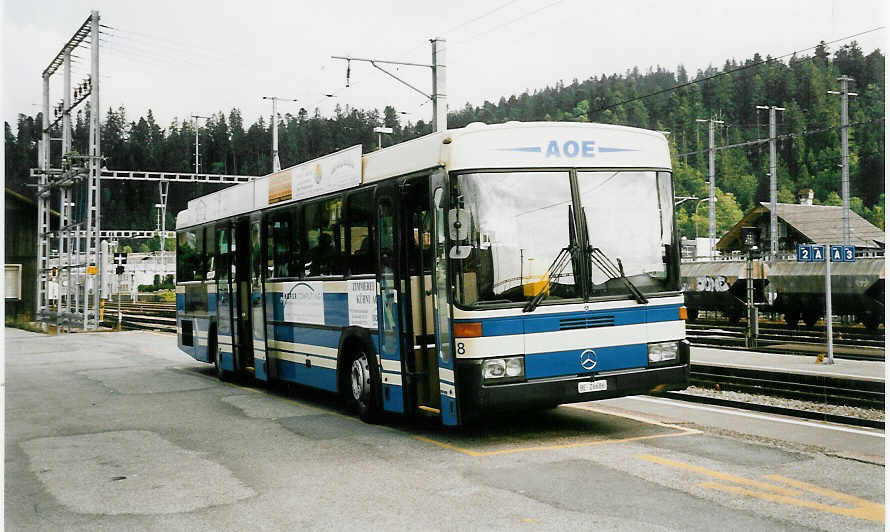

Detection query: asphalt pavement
xmin=4 ymin=328 xmax=885 ymax=531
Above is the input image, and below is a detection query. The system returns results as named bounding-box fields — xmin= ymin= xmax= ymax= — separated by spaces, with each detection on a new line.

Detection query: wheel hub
xmin=351 ymin=355 xmax=369 ymax=402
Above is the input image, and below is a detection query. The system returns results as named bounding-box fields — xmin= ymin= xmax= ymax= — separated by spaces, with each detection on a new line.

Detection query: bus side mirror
xmin=448 ymin=208 xmax=469 ymax=241
xmin=433 ymin=187 xmax=444 ymax=209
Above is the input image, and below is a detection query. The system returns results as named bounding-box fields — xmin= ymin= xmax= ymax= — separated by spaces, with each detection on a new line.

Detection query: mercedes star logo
xmin=579 ymin=349 xmax=598 ymax=370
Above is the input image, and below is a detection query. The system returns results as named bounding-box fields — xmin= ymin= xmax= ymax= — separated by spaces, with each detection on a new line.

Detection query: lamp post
xmin=373 ymin=126 xmax=393 ymax=150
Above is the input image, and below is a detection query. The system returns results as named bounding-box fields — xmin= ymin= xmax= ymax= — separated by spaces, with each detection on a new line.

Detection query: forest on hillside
xmin=5 ymin=40 xmax=884 ymax=251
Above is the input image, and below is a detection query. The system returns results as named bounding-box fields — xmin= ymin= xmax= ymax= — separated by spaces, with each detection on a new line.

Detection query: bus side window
xmin=177 ymin=229 xmax=200 ymax=282
xmin=347 ymin=188 xmax=375 ymax=275
xmin=267 ymin=209 xmax=294 ymax=278
xmin=304 ymin=197 xmax=344 ymax=277
xmin=204 ymin=224 xmax=215 ymax=280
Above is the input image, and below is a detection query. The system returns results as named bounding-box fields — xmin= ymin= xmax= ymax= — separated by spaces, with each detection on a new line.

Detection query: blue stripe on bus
xmin=456 ymin=304 xmax=682 ymax=337
xmin=383 ymin=384 xmax=404 ymax=413
xmin=524 ymin=344 xmax=647 ymax=379
xmin=176 ymin=294 xmax=185 ymax=311
xmin=323 ymin=293 xmax=348 ymax=326
xmin=273 ymin=325 xmax=341 ymax=353
xmin=272 ymin=357 xmax=338 ymax=392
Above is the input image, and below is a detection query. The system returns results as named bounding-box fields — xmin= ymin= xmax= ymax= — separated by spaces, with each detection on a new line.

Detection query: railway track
xmin=686 ymin=321 xmax=884 ymax=361
xmin=100 ymin=301 xmax=176 ymax=333
xmin=658 ymin=363 xmax=885 ymax=429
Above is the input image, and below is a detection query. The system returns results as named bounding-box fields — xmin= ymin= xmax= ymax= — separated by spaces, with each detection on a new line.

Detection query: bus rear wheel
xmin=349 ymin=351 xmax=379 ymax=423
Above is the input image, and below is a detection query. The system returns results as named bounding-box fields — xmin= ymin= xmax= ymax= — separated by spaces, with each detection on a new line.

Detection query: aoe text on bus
xmin=546 ymin=139 xmax=597 ymax=158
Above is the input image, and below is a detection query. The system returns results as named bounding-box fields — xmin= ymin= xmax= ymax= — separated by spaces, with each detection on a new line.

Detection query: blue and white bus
xmin=175 ymin=121 xmax=689 ymax=425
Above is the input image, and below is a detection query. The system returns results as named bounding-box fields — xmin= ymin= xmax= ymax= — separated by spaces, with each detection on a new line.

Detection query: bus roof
xmin=176 ymin=121 xmax=670 ymax=229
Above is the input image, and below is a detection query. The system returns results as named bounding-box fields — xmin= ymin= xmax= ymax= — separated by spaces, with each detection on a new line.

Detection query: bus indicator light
xmin=454 ymin=322 xmax=482 ymax=338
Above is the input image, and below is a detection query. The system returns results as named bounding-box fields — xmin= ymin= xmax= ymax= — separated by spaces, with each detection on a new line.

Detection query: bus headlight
xmin=505 ymin=357 xmax=524 ymax=377
xmin=648 ymin=341 xmax=679 ymax=363
xmin=482 ymin=359 xmax=506 ymax=379
xmin=482 ymin=356 xmax=525 ymax=382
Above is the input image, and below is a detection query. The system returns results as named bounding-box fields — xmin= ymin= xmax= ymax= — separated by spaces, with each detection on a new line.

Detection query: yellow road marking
xmin=702 ymin=481 xmax=884 ymax=523
xmin=637 ymin=454 xmax=801 ymax=496
xmin=639 ymin=454 xmax=885 ymax=523
xmin=765 ymin=474 xmax=880 ymax=506
xmin=414 ymin=429 xmax=697 ymax=457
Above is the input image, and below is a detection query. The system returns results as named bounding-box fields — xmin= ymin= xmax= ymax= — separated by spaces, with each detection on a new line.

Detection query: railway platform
xmin=691 ymin=345 xmax=885 ymax=383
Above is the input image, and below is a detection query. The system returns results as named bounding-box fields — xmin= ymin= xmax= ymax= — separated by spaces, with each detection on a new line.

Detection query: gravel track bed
xmin=674 ymin=386 xmax=885 ymax=422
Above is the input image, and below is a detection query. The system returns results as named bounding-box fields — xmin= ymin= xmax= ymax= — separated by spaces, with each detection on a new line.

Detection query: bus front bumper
xmin=456 ymin=360 xmax=689 ymax=414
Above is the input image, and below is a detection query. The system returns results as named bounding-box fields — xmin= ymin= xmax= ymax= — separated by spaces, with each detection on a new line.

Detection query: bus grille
xmin=559 ymin=315 xmax=615 ymax=330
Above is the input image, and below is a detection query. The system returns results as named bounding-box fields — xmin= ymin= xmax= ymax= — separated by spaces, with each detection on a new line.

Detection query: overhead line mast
xmin=262 ymin=97 xmax=298 ymax=173
xmin=828 ymin=76 xmax=857 ymax=246
xmin=696 ymin=117 xmax=723 ymax=259
xmin=332 ymin=38 xmax=447 ymax=132
xmin=756 ymin=105 xmax=785 ymax=262
xmin=31 ymin=11 xmax=257 ymax=331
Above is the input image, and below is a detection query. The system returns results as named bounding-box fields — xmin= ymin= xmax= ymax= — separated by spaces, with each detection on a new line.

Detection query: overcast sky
xmin=2 ymin=0 xmax=887 ymax=132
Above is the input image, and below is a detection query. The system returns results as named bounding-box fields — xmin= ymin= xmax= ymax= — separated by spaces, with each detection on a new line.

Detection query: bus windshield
xmin=578 ymin=170 xmax=674 ymax=298
xmin=450 ymin=170 xmax=674 ymax=307
xmin=450 ymin=171 xmax=579 ymax=306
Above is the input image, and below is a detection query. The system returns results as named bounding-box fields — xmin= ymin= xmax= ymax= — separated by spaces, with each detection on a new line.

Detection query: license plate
xmin=578 ymin=380 xmax=607 ymax=393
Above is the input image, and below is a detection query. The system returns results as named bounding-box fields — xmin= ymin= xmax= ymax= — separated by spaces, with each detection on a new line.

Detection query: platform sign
xmin=829 ymin=245 xmax=856 ymax=262
xmin=797 ymin=244 xmax=825 ymax=262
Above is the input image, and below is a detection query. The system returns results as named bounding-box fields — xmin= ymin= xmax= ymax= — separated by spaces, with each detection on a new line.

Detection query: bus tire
xmin=348 ymin=350 xmax=380 ymax=423
xmin=784 ymin=310 xmax=800 ymax=329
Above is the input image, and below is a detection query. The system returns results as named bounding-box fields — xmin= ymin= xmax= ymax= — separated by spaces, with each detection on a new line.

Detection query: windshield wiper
xmin=522 ymin=243 xmax=577 ymax=313
xmin=589 ymin=247 xmax=648 ymax=304
xmin=523 ymin=205 xmax=579 ymax=313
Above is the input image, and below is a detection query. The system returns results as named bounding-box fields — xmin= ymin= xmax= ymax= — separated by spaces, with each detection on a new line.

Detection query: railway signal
xmin=741 ymin=227 xmax=761 ymax=349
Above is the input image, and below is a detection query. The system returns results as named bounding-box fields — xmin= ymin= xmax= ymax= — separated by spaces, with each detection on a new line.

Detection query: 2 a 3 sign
xmin=797 ymin=244 xmax=855 ymax=262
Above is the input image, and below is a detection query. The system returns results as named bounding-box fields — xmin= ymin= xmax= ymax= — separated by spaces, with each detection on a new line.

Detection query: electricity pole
xmin=262 ymin=96 xmax=298 ymax=173
xmin=828 ymin=76 xmax=857 ymax=246
xmin=696 ymin=117 xmax=723 ymax=258
xmin=756 ymin=105 xmax=785 ymax=262
xmin=191 ymin=115 xmax=209 ymax=173
xmin=332 ymin=37 xmax=448 ymax=133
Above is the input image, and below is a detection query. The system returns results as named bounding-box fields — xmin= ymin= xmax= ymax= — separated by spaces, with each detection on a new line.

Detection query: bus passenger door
xmin=429 ymin=169 xmax=458 ymax=425
xmin=375 ymin=194 xmax=406 ymax=412
xmin=215 ymin=225 xmax=236 ymax=372
xmin=232 ymin=219 xmax=255 ymax=373
xmin=249 ymin=215 xmax=270 ymax=380
xmin=390 ymin=178 xmax=448 ymax=420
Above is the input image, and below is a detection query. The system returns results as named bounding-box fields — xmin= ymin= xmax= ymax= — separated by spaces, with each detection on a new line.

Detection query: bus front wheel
xmin=349 ymin=350 xmax=379 ymax=423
